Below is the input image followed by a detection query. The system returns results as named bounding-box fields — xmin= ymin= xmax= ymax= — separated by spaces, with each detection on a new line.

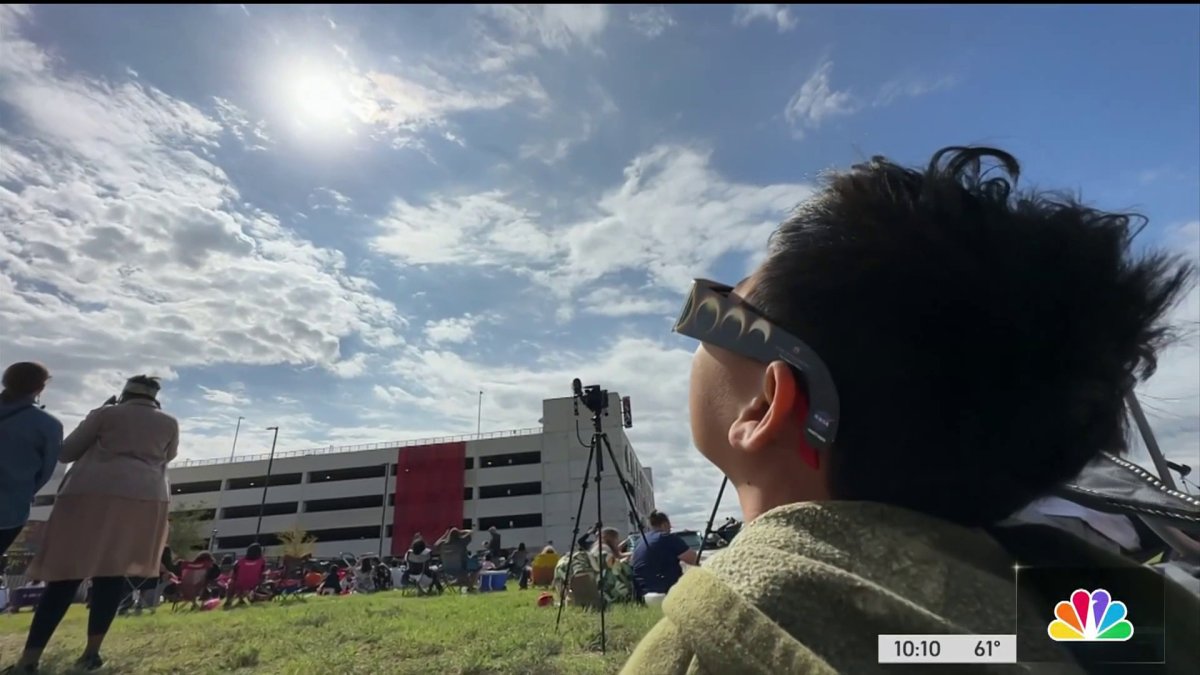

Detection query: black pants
xmin=0 ymin=525 xmax=23 ymax=557
xmin=25 ymin=577 xmax=124 ymax=651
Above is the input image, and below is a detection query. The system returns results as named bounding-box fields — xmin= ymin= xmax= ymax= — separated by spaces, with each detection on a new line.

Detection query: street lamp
xmin=254 ymin=426 xmax=280 ymax=542
xmin=229 ymin=416 xmax=245 ymax=461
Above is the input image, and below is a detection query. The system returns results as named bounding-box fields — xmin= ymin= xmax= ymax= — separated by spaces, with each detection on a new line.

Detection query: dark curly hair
xmin=751 ymin=146 xmax=1194 ymax=526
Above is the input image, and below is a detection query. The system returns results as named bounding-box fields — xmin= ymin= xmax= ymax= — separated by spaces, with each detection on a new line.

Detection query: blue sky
xmin=1 ymin=4 xmax=1197 ymax=525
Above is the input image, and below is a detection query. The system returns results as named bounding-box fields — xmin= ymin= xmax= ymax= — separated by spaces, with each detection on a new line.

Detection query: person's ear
xmin=727 ymin=361 xmax=797 ymax=455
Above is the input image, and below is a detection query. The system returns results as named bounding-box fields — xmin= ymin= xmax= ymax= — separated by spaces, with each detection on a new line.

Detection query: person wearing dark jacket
xmin=0 ymin=362 xmax=63 ymax=556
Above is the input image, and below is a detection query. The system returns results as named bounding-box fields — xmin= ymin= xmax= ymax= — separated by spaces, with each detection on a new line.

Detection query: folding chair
xmin=173 ymin=562 xmax=210 ymax=611
xmin=273 ymin=557 xmax=306 ymax=603
xmin=401 ymin=558 xmax=439 ymax=597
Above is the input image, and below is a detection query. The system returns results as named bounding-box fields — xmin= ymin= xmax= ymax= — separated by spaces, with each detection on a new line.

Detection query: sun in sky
xmin=281 ymin=62 xmax=354 ymax=133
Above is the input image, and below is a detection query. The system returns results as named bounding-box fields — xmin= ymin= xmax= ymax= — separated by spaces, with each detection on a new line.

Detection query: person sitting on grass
xmin=404 ymin=540 xmax=443 ymax=593
xmin=318 ymin=564 xmax=341 ymax=596
xmin=552 ymin=529 xmax=636 ymax=607
xmin=373 ymin=557 xmax=392 ymax=591
xmin=224 ymin=543 xmax=265 ymax=609
xmin=620 ymin=146 xmax=1199 ymax=674
xmin=630 ymin=511 xmax=696 ymax=596
xmin=354 ymin=557 xmax=376 ymax=594
xmin=590 ymin=527 xmax=637 ymax=605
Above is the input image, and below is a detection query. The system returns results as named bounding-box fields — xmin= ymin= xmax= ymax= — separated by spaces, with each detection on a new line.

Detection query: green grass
xmin=0 ymin=591 xmax=660 ymax=674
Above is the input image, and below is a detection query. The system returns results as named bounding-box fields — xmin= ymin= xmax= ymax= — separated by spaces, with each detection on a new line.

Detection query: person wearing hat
xmin=9 ymin=375 xmax=179 ymax=673
xmin=0 ymin=362 xmax=63 ymax=558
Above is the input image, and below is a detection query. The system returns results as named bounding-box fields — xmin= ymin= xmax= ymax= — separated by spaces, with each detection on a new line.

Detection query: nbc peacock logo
xmin=1047 ymin=588 xmax=1134 ymax=642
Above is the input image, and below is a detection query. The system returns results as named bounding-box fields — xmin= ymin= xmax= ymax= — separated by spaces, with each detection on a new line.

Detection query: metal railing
xmin=172 ymin=427 xmax=543 ymax=468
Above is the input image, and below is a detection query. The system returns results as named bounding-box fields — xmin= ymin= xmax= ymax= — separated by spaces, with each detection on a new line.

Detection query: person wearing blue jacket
xmin=0 ymin=361 xmax=63 ymax=556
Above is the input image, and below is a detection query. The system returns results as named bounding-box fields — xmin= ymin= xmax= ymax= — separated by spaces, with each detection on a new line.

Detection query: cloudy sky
xmin=2 ymin=4 xmax=1197 ymax=526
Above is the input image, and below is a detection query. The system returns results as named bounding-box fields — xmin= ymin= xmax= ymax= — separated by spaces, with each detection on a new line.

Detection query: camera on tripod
xmin=572 ymin=378 xmax=633 ymax=428
xmin=572 ymin=378 xmax=609 ymax=415
xmin=558 ymin=378 xmax=647 ymax=651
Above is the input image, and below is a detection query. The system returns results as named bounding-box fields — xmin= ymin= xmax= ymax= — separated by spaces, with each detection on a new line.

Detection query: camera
xmin=572 ymin=378 xmax=609 ymax=415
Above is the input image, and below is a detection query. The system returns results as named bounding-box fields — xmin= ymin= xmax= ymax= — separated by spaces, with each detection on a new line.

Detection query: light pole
xmin=255 ymin=426 xmax=280 ymax=542
xmin=229 ymin=416 xmax=244 ymax=461
xmin=378 ymin=462 xmax=390 ymax=557
xmin=476 ymin=390 xmax=483 ymax=436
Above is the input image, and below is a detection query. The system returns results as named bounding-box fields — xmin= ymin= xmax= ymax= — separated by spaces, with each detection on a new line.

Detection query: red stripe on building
xmin=390 ymin=441 xmax=466 ymax=555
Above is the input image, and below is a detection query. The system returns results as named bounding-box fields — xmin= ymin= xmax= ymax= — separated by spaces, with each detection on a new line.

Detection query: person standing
xmin=0 ymin=362 xmax=63 ymax=557
xmin=9 ymin=375 xmax=178 ymax=673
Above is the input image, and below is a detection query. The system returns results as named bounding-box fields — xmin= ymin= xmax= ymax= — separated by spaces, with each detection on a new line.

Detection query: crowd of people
xmin=0 ymin=359 xmax=699 ymax=673
xmin=3 ymin=144 xmax=1198 ymax=674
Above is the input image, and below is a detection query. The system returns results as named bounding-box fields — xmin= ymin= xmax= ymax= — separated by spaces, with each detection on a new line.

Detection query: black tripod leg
xmin=592 ymin=430 xmax=608 ymax=654
xmin=555 ymin=436 xmax=596 ymax=632
xmin=696 ymin=475 xmax=728 ymax=565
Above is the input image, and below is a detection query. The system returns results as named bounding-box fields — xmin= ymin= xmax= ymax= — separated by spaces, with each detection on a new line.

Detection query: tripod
xmin=554 ymin=383 xmax=650 ymax=654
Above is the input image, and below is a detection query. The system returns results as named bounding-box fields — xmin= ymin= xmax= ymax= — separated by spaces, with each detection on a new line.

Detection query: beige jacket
xmin=58 ymin=399 xmax=179 ymax=502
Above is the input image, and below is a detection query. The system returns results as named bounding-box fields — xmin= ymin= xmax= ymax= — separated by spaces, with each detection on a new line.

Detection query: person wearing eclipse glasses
xmin=621 ymin=147 xmax=1197 ymax=674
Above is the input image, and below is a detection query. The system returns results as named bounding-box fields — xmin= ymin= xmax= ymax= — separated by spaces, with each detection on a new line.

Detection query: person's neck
xmin=734 ymin=467 xmax=828 ymax=524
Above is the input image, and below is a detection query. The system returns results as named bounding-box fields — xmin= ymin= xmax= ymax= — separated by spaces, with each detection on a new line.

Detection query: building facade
xmin=28 ymin=393 xmax=656 ymax=558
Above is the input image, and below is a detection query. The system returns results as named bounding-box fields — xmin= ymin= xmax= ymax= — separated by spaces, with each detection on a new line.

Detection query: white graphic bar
xmin=878 ymin=634 xmax=1018 ymax=664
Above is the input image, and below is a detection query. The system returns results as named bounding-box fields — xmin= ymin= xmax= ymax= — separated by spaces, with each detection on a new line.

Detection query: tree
xmin=276 ymin=523 xmax=317 ymax=559
xmin=167 ymin=506 xmax=211 ymax=555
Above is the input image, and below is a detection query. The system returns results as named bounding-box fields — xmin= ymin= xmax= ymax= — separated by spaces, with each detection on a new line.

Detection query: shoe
xmin=74 ymin=653 xmax=103 ymax=671
xmin=2 ymin=664 xmax=39 ymax=674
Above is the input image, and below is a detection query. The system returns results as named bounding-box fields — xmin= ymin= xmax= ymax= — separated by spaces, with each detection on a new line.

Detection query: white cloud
xmin=784 ymin=60 xmax=857 ymax=140
xmin=308 ymin=187 xmax=353 ymax=214
xmin=424 ymin=314 xmax=484 ymax=345
xmin=373 ymin=145 xmax=812 ymax=301
xmin=198 ymin=385 xmax=250 ymax=407
xmin=212 ymin=96 xmax=271 ymax=151
xmin=784 ymin=64 xmax=963 ymax=140
xmin=0 ymin=12 xmax=404 ymax=430
xmin=373 ymin=190 xmax=560 ymax=267
xmin=329 ymin=353 xmax=372 ymax=379
xmin=517 ymin=82 xmax=614 ymax=164
xmin=732 ymin=4 xmax=798 ymax=32
xmin=372 ymin=384 xmax=440 ymax=409
xmin=0 ymin=6 xmax=50 ymax=74
xmin=581 ymin=287 xmax=676 ymax=318
xmin=349 ymin=65 xmax=545 ymax=136
xmin=873 ymin=74 xmax=960 ymax=107
xmin=519 ymin=132 xmax=586 ymax=164
xmin=475 ymin=35 xmax=541 ymax=74
xmin=629 ymin=6 xmax=676 ymax=38
xmin=554 ymin=145 xmax=811 ymax=294
xmin=482 ymin=5 xmax=610 ymax=52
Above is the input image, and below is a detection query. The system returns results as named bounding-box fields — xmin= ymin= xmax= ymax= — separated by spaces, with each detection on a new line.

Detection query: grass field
xmin=0 ymin=591 xmax=660 ymax=674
